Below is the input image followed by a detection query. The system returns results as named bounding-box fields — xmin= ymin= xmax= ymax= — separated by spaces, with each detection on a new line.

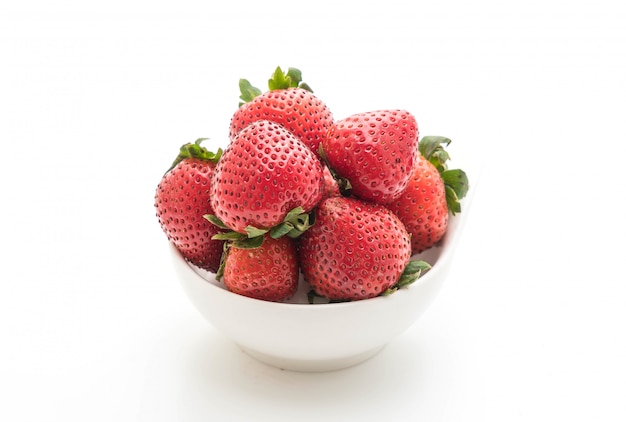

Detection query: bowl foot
xmin=239 ymin=345 xmax=385 ymax=372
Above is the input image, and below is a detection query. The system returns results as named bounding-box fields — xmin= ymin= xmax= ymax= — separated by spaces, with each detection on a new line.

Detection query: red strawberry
xmin=209 ymin=120 xmax=325 ymax=237
xmin=155 ymin=139 xmax=225 ymax=272
xmin=322 ymin=109 xmax=419 ymax=204
xmin=298 ymin=196 xmax=429 ymax=301
xmin=229 ymin=67 xmax=334 ymax=158
xmin=221 ymin=235 xmax=299 ymax=302
xmin=321 ymin=164 xmax=341 ymax=199
xmin=386 ymin=154 xmax=448 ymax=254
xmin=387 ymin=136 xmax=469 ymax=254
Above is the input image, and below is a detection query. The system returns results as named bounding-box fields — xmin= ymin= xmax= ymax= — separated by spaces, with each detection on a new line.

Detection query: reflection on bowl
xmin=169 ymin=175 xmax=475 ymax=372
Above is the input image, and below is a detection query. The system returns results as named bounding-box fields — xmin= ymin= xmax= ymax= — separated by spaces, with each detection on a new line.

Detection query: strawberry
xmin=209 ymin=120 xmax=325 ymax=238
xmin=386 ymin=136 xmax=469 ymax=254
xmin=220 ymin=235 xmax=299 ymax=302
xmin=229 ymin=67 xmax=334 ymax=159
xmin=298 ymin=196 xmax=430 ymax=301
xmin=322 ymin=109 xmax=419 ymax=204
xmin=155 ymin=139 xmax=225 ymax=273
xmin=321 ymin=164 xmax=341 ymax=199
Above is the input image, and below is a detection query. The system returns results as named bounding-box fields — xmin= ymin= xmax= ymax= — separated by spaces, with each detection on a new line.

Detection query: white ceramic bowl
xmin=169 ymin=170 xmax=476 ymax=372
xmin=170 ymin=145 xmax=479 ymax=372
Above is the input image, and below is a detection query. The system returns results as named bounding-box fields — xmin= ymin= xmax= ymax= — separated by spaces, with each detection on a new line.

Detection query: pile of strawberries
xmin=155 ymin=67 xmax=468 ymax=303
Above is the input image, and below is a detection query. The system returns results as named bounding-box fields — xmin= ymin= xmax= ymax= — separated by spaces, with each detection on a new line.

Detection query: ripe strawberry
xmin=322 ymin=109 xmax=419 ymax=204
xmin=229 ymin=66 xmax=334 ymax=158
xmin=321 ymin=164 xmax=341 ymax=199
xmin=209 ymin=120 xmax=325 ymax=237
xmin=298 ymin=196 xmax=429 ymax=301
xmin=155 ymin=139 xmax=225 ymax=273
xmin=221 ymin=235 xmax=299 ymax=302
xmin=386 ymin=136 xmax=469 ymax=254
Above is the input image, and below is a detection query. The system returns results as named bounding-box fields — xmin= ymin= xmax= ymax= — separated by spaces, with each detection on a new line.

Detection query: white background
xmin=1 ymin=0 xmax=625 ymax=420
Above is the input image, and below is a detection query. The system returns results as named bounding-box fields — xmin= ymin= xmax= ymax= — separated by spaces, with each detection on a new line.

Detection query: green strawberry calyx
xmin=267 ymin=66 xmax=313 ymax=92
xmin=382 ymin=260 xmax=432 ymax=296
xmin=238 ymin=79 xmax=262 ymax=106
xmin=238 ymin=66 xmax=313 ymax=106
xmin=205 ymin=206 xmax=314 ymax=249
xmin=419 ymin=136 xmax=469 ymax=215
xmin=166 ymin=138 xmax=223 ymax=173
xmin=208 ymin=207 xmax=314 ymax=280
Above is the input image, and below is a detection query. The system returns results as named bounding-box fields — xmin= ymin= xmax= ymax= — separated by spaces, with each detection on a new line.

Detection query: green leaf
xmin=286 ymin=67 xmax=303 ymax=86
xmin=417 ymin=136 xmax=470 ymax=215
xmin=213 ymin=229 xmax=266 ymax=250
xmin=419 ymin=136 xmax=452 ymax=173
xmin=212 ymin=231 xmax=246 ymax=241
xmin=283 ymin=206 xmax=306 ymax=222
xmin=430 ymin=150 xmax=451 ymax=173
xmin=442 ymin=169 xmax=469 ymax=200
xmin=381 ymin=287 xmax=397 ymax=296
xmin=298 ymin=82 xmax=313 ymax=93
xmin=267 ymin=66 xmax=313 ymax=91
xmin=396 ymin=260 xmax=432 ymax=289
xmin=292 ymin=214 xmax=310 ymax=232
xmin=232 ymin=235 xmax=265 ymax=249
xmin=204 ymin=214 xmax=230 ymax=230
xmin=215 ymin=243 xmax=230 ymax=281
xmin=244 ymin=225 xmax=269 ymax=238
xmin=286 ymin=208 xmax=313 ymax=236
xmin=419 ymin=136 xmax=451 ymax=161
xmin=264 ymin=206 xmax=316 ymax=239
xmin=239 ymin=78 xmax=262 ymax=106
xmin=445 ymin=185 xmax=462 ymax=215
xmin=270 ymin=222 xmax=294 ymax=239
xmin=442 ymin=169 xmax=469 ymax=215
xmin=167 ymin=138 xmax=222 ymax=173
xmin=268 ymin=66 xmax=293 ymax=90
